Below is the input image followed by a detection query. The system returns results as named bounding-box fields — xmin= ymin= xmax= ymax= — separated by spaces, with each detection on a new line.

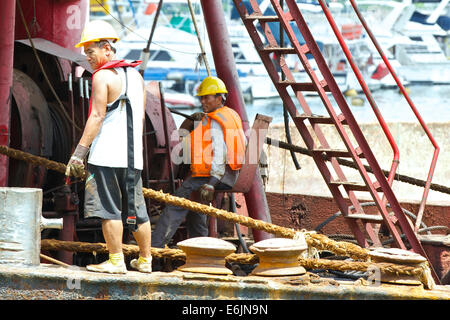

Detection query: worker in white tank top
xmin=88 ymin=67 xmax=144 ymax=170
xmin=66 ymin=20 xmax=152 ymax=274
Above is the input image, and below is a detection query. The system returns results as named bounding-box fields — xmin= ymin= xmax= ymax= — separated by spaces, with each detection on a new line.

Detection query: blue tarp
xmin=410 ymin=11 xmax=450 ymax=31
xmin=143 ymin=67 xmax=248 ymax=82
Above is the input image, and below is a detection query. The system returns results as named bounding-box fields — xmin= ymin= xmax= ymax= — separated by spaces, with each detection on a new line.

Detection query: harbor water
xmin=172 ymin=84 xmax=450 ymax=125
xmin=245 ymin=84 xmax=450 ymax=125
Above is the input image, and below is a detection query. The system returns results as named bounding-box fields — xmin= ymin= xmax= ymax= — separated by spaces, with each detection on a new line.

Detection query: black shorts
xmin=84 ymin=164 xmax=148 ymax=225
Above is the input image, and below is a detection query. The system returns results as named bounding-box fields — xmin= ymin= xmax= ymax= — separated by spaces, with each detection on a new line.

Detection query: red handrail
xmin=348 ymin=0 xmax=440 ymax=233
xmin=316 ymin=0 xmax=400 ymax=188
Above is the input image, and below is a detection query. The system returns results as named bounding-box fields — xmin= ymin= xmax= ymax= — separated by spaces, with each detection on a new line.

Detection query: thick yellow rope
xmin=142 ymin=187 xmax=370 ymax=260
xmin=2 ymin=144 xmax=436 ymax=288
xmin=1 ymin=144 xmax=369 ymax=261
xmin=40 ymin=239 xmax=423 ymax=278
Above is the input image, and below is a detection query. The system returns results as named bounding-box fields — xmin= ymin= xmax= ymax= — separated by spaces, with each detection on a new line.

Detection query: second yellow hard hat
xmin=196 ymin=76 xmax=228 ymax=96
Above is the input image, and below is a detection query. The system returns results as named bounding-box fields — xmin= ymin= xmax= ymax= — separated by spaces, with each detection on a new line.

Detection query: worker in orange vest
xmin=152 ymin=76 xmax=246 ymax=249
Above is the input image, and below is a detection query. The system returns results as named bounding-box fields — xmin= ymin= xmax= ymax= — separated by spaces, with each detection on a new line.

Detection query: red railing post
xmin=317 ymin=0 xmax=401 ymax=188
xmin=0 ymin=0 xmax=16 ymax=187
xmin=347 ymin=0 xmax=440 ymax=233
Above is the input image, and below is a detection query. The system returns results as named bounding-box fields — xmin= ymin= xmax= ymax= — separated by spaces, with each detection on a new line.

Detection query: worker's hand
xmin=199 ymin=184 xmax=215 ymax=203
xmin=65 ymin=144 xmax=89 ymax=178
xmin=191 ymin=112 xmax=204 ymax=122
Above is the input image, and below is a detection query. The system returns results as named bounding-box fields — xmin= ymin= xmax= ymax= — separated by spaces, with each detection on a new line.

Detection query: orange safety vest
xmin=190 ymin=106 xmax=246 ymax=177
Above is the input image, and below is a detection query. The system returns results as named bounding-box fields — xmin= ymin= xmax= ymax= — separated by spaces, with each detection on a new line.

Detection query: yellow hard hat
xmin=75 ymin=20 xmax=119 ymax=48
xmin=196 ymin=76 xmax=228 ymax=96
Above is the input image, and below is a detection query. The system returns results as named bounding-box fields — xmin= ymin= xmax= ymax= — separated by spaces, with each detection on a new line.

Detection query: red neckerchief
xmin=88 ymin=59 xmax=142 ymax=116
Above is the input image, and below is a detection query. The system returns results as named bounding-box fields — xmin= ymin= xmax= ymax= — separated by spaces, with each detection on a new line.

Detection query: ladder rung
xmin=277 ymin=80 xmax=330 ymax=92
xmin=313 ymin=148 xmax=365 ymax=159
xmin=295 ymin=113 xmax=348 ymax=125
xmin=346 ymin=214 xmax=384 ymax=222
xmin=259 ymin=46 xmax=296 ymax=54
xmin=330 ymin=180 xmax=382 ymax=192
xmin=312 ymin=148 xmax=351 ymax=158
xmin=244 ymin=12 xmax=294 ymax=22
xmin=355 ymin=147 xmax=364 ymax=157
xmin=153 ymin=148 xmax=167 ymax=154
xmin=299 ymin=44 xmax=311 ymax=55
xmin=244 ymin=14 xmax=280 ymax=22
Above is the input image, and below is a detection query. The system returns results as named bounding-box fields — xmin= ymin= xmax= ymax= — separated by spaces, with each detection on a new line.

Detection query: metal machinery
xmin=0 ymin=0 xmax=446 ymax=284
xmin=2 ymin=0 xmax=183 ymax=265
xmin=0 ymin=0 xmax=273 ymax=267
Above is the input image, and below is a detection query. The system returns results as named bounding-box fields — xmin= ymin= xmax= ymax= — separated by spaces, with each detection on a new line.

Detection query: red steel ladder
xmin=232 ymin=0 xmax=439 ymax=281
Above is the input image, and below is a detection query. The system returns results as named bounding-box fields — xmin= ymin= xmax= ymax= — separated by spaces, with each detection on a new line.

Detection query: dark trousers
xmin=151 ymin=176 xmax=231 ymax=248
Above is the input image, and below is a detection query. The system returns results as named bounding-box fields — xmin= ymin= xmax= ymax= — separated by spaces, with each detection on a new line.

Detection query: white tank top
xmin=88 ymin=67 xmax=144 ymax=170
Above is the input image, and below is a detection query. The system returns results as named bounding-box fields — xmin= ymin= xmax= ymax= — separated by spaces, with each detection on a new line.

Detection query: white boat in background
xmin=349 ymin=0 xmax=450 ymax=85
xmin=92 ymin=0 xmax=449 ymax=106
xmin=115 ymin=25 xmax=212 ymax=104
xmin=96 ymin=0 xmax=269 ymax=101
xmin=227 ymin=21 xmax=280 ymax=99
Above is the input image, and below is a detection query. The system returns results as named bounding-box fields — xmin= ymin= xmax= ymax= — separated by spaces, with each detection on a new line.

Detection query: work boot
xmin=130 ymin=256 xmax=152 ymax=273
xmin=86 ymin=259 xmax=127 ymax=274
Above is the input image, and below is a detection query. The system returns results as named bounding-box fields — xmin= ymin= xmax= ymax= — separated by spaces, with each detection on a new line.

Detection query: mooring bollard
xmin=0 ymin=187 xmax=63 ymax=265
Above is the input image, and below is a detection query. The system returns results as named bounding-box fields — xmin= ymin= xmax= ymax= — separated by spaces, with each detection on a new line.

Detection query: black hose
xmin=314 ymin=202 xmax=430 ymax=234
xmin=230 ymin=193 xmax=250 ymax=253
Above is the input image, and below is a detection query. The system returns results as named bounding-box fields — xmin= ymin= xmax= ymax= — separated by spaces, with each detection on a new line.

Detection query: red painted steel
xmin=347 ymin=0 xmax=440 ymax=234
xmin=14 ymin=0 xmax=88 ymax=52
xmin=232 ymin=0 xmax=440 ymax=283
xmin=201 ymin=0 xmax=273 ymax=241
xmin=281 ymin=0 xmax=438 ymax=282
xmin=0 ymin=0 xmax=16 ymax=187
xmin=316 ymin=0 xmax=400 ymax=189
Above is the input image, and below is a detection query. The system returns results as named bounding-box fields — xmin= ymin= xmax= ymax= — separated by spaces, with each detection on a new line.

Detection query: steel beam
xmin=0 ymin=0 xmax=16 ymax=186
xmin=200 ymin=0 xmax=273 ymax=241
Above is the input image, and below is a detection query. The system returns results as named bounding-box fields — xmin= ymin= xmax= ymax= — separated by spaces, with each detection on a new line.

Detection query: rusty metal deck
xmin=0 ymin=264 xmax=448 ymax=300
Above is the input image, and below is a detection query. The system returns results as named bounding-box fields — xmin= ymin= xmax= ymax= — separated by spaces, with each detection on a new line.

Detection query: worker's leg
xmin=186 ymin=211 xmax=209 ymax=238
xmin=102 ymin=219 xmax=124 ymax=254
xmin=151 ymin=203 xmax=189 ymax=248
xmin=84 ymin=165 xmax=127 ymax=273
xmin=132 ymin=221 xmax=151 ymax=258
xmin=152 ymin=176 xmax=209 ymax=248
xmin=127 ymin=173 xmax=151 ymax=257
xmin=86 ymin=218 xmax=126 ymax=274
xmin=121 ymin=172 xmax=153 ymax=273
xmin=130 ymin=221 xmax=153 ymax=273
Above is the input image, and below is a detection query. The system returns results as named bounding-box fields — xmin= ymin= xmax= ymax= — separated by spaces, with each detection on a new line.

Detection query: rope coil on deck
xmin=40 ymin=239 xmax=426 ymax=280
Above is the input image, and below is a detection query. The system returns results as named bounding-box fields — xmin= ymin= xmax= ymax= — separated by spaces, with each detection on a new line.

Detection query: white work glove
xmin=65 ymin=144 xmax=89 ymax=178
xmin=199 ymin=176 xmax=220 ymax=203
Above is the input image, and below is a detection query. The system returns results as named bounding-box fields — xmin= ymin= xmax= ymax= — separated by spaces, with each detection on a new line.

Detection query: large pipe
xmin=0 ymin=0 xmax=16 ymax=187
xmin=200 ymin=0 xmax=272 ymax=241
